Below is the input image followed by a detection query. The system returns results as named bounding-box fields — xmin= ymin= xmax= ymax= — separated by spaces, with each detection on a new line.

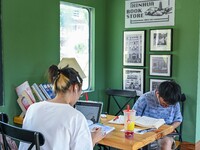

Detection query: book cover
xmin=16 ymin=81 xmax=36 ymax=103
xmin=39 ymin=84 xmax=51 ymax=99
xmin=32 ymin=83 xmax=47 ymax=101
xmin=17 ymin=91 xmax=34 ymax=114
xmin=46 ymin=84 xmax=56 ymax=99
xmin=31 ymin=84 xmax=43 ymax=101
xmin=40 ymin=83 xmax=55 ymax=99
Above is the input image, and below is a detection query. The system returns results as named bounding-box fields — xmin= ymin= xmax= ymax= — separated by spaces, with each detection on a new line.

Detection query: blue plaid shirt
xmin=133 ymin=91 xmax=182 ymax=125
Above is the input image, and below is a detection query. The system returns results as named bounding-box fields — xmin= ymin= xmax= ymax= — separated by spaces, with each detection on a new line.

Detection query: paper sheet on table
xmin=108 ymin=115 xmax=141 ymax=125
xmin=108 ymin=115 xmax=124 ymax=124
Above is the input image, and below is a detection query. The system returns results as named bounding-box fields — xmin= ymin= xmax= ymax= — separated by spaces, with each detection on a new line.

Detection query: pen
xmin=113 ymin=116 xmax=119 ymax=121
xmin=137 ymin=128 xmax=156 ymax=134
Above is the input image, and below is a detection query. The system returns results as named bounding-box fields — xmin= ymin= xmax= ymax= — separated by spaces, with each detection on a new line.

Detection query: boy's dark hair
xmin=158 ymin=80 xmax=182 ymax=105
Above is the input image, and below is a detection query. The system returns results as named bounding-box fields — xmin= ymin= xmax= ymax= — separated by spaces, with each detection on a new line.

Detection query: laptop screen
xmin=75 ymin=100 xmax=103 ymax=124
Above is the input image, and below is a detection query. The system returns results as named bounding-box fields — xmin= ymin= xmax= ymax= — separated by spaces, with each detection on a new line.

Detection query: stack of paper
xmin=108 ymin=115 xmax=124 ymax=124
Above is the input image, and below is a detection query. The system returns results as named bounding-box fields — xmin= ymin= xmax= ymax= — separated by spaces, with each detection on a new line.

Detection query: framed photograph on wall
xmin=150 ymin=55 xmax=172 ymax=76
xmin=150 ymin=29 xmax=172 ymax=51
xmin=123 ymin=68 xmax=144 ymax=96
xmin=150 ymin=79 xmax=169 ymax=91
xmin=123 ymin=31 xmax=145 ymax=66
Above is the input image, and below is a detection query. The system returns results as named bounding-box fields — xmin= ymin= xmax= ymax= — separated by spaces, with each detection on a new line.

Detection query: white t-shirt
xmin=19 ymin=101 xmax=93 ymax=150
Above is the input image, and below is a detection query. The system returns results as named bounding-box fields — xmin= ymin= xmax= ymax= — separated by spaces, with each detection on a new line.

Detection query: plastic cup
xmin=123 ymin=109 xmax=136 ymax=138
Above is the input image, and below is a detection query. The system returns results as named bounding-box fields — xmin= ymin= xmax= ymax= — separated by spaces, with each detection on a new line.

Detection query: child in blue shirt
xmin=133 ymin=80 xmax=182 ymax=150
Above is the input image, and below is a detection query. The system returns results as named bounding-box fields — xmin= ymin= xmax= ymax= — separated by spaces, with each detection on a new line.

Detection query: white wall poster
xmin=125 ymin=0 xmax=175 ymax=28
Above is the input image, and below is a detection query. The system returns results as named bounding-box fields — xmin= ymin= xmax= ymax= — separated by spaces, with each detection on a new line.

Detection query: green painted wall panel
xmin=196 ymin=0 xmax=200 ymax=143
xmin=1 ymin=0 xmax=107 ymax=123
xmin=105 ymin=0 xmax=200 ymax=143
xmin=1 ymin=0 xmax=60 ymax=122
xmin=1 ymin=0 xmax=200 ymax=144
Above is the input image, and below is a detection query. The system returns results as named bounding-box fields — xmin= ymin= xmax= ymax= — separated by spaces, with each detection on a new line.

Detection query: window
xmin=60 ymin=2 xmax=93 ymax=91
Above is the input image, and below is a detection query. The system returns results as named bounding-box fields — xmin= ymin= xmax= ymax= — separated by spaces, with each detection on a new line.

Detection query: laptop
xmin=75 ymin=100 xmax=115 ymax=134
xmin=75 ymin=100 xmax=103 ymax=125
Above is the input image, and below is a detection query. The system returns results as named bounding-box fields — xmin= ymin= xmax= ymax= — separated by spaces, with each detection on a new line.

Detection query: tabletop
xmin=98 ymin=115 xmax=174 ymax=150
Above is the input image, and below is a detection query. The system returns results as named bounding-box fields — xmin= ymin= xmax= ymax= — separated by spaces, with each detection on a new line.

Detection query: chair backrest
xmin=0 ymin=121 xmax=45 ymax=150
xmin=178 ymin=93 xmax=186 ymax=142
xmin=0 ymin=113 xmax=8 ymax=123
xmin=169 ymin=93 xmax=186 ymax=143
xmin=106 ymin=89 xmax=137 ymax=116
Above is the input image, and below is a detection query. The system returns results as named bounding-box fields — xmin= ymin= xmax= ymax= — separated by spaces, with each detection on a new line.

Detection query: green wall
xmin=105 ymin=0 xmax=200 ymax=143
xmin=2 ymin=0 xmax=60 ymax=121
xmin=196 ymin=7 xmax=200 ymax=143
xmin=1 ymin=0 xmax=107 ymax=123
xmin=1 ymin=0 xmax=200 ymax=144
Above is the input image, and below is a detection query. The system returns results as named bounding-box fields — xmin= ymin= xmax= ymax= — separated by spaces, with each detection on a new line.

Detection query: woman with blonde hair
xmin=19 ymin=65 xmax=105 ymax=150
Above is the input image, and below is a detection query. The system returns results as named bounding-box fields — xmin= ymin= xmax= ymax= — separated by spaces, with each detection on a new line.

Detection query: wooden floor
xmin=180 ymin=142 xmax=195 ymax=150
xmin=96 ymin=141 xmax=196 ymax=150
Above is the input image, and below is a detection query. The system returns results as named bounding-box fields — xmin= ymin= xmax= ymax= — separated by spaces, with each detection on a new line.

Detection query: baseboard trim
xmin=180 ymin=141 xmax=200 ymax=150
xmin=195 ymin=140 xmax=200 ymax=150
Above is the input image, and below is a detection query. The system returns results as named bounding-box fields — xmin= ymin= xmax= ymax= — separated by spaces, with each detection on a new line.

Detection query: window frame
xmin=60 ymin=2 xmax=94 ymax=92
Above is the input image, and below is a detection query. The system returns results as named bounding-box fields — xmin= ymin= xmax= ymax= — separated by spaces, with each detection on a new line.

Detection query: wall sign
xmin=125 ymin=0 xmax=175 ymax=28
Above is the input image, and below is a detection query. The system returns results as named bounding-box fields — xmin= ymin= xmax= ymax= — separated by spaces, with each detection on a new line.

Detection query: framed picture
xmin=150 ymin=79 xmax=169 ymax=91
xmin=150 ymin=29 xmax=172 ymax=51
xmin=123 ymin=68 xmax=144 ymax=96
xmin=150 ymin=55 xmax=172 ymax=76
xmin=123 ymin=31 xmax=145 ymax=66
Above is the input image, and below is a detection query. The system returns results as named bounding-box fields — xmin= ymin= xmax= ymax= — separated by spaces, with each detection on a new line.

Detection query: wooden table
xmin=98 ymin=115 xmax=174 ymax=150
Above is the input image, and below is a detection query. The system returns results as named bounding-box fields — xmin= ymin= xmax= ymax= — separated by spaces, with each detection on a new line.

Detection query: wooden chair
xmin=97 ymin=89 xmax=137 ymax=150
xmin=106 ymin=89 xmax=137 ymax=116
xmin=0 ymin=121 xmax=45 ymax=150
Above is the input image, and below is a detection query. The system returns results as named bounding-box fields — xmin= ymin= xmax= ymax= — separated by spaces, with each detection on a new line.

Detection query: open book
xmin=109 ymin=115 xmax=165 ymax=129
xmin=135 ymin=116 xmax=165 ymax=129
xmin=89 ymin=123 xmax=115 ymax=134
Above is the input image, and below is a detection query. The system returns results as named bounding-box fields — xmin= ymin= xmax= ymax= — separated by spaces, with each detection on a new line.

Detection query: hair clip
xmin=77 ymin=76 xmax=81 ymax=83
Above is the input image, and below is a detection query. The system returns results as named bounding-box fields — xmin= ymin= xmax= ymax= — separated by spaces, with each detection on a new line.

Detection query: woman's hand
xmin=91 ymin=127 xmax=106 ymax=147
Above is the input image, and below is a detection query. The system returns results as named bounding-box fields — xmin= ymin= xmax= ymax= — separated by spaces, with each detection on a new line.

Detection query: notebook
xmin=75 ymin=100 xmax=115 ymax=134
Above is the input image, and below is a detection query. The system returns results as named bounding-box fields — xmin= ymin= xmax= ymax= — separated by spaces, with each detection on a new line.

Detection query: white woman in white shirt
xmin=19 ymin=65 xmax=105 ymax=150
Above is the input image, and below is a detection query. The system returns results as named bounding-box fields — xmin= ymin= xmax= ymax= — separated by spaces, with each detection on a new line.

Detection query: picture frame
xmin=149 ymin=79 xmax=169 ymax=91
xmin=150 ymin=55 xmax=172 ymax=76
xmin=150 ymin=29 xmax=172 ymax=51
xmin=123 ymin=31 xmax=145 ymax=66
xmin=123 ymin=68 xmax=144 ymax=96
